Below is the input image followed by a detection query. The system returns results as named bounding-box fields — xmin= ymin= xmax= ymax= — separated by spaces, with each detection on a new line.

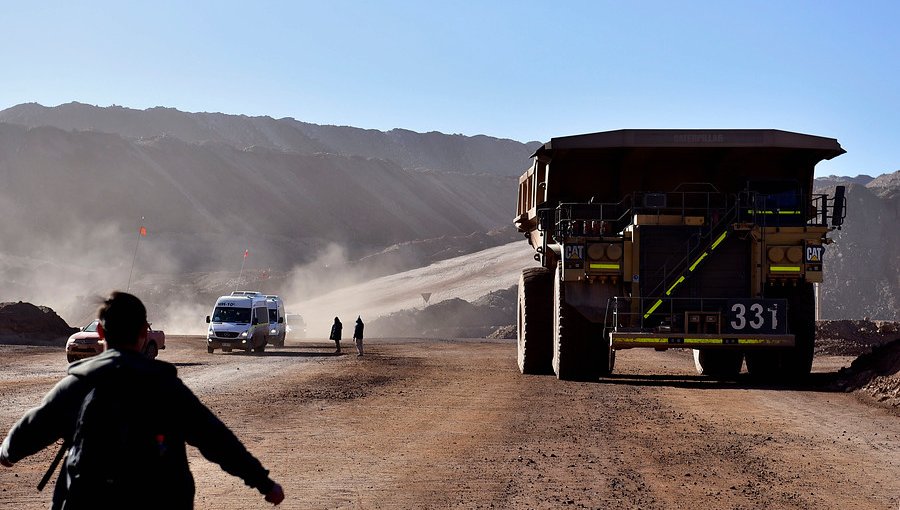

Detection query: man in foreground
xmin=0 ymin=291 xmax=285 ymax=509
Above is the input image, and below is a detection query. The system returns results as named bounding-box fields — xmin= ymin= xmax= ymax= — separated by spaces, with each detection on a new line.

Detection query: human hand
xmin=265 ymin=483 xmax=284 ymax=505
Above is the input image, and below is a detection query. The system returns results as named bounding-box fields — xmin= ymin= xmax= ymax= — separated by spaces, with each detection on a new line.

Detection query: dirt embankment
xmin=367 ymin=286 xmax=516 ymax=338
xmin=832 ymin=338 xmax=900 ymax=407
xmin=816 ymin=319 xmax=900 ymax=407
xmin=816 ymin=319 xmax=899 ymax=355
xmin=0 ymin=302 xmax=75 ymax=345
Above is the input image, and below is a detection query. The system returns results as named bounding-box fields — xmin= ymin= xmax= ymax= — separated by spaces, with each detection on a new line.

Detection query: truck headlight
xmin=240 ymin=330 xmax=248 ymax=338
xmin=270 ymin=328 xmax=277 ymax=334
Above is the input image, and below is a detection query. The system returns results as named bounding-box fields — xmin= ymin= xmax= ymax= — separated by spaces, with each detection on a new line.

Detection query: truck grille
xmin=215 ymin=331 xmax=239 ymax=338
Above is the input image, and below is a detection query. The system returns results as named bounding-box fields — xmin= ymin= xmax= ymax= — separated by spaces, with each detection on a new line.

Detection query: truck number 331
xmin=729 ymin=302 xmax=778 ymax=330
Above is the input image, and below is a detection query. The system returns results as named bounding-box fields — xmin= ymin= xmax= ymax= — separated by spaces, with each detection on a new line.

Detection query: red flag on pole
xmin=139 ymin=226 xmax=147 ymax=237
xmin=244 ymin=249 xmax=249 ymax=258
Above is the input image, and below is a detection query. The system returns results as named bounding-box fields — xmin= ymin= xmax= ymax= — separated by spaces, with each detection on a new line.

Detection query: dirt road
xmin=0 ymin=338 xmax=897 ymax=510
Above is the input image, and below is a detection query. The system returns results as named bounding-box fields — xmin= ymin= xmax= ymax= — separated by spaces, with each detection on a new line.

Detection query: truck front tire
xmin=746 ymin=283 xmax=815 ymax=381
xmin=552 ymin=263 xmax=609 ymax=381
xmin=517 ymin=267 xmax=554 ymax=374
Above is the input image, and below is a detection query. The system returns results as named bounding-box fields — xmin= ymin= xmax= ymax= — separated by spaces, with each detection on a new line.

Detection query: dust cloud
xmin=277 ymin=243 xmax=392 ymax=338
xmin=0 ymin=220 xmax=137 ymax=326
xmin=287 ymin=243 xmax=536 ymax=336
xmin=0 ymin=217 xmax=287 ymax=334
xmin=0 ymin=209 xmax=533 ymax=338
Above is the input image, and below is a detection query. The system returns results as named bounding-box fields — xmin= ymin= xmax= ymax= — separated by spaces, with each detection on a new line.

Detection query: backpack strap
xmin=37 ymin=440 xmax=68 ymax=492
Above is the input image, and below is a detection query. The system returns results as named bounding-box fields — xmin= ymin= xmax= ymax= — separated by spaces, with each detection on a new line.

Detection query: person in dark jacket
xmin=353 ymin=316 xmax=364 ymax=357
xmin=329 ymin=317 xmax=343 ymax=354
xmin=0 ymin=291 xmax=284 ymax=509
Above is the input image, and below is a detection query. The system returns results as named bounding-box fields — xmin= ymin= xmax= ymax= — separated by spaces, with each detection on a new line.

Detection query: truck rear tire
xmin=746 ymin=283 xmax=815 ymax=381
xmin=552 ymin=263 xmax=608 ymax=381
xmin=693 ymin=349 xmax=743 ymax=378
xmin=782 ymin=283 xmax=815 ymax=378
xmin=517 ymin=267 xmax=554 ymax=374
xmin=745 ymin=351 xmax=779 ymax=379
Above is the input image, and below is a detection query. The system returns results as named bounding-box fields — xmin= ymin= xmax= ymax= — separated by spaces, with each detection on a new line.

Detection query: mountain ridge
xmin=0 ymin=121 xmax=516 ymax=265
xmin=0 ymin=102 xmax=540 ymax=177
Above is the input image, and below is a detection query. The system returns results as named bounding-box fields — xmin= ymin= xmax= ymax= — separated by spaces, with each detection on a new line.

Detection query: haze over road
xmin=292 ymin=241 xmax=535 ymax=334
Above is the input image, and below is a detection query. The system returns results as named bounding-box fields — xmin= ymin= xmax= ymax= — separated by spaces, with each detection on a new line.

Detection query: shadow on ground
xmin=218 ymin=344 xmax=349 ymax=358
xmin=595 ymin=372 xmax=841 ymax=392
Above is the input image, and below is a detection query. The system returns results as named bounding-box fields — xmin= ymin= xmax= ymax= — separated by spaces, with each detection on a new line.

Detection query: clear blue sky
xmin=1 ymin=0 xmax=897 ymax=177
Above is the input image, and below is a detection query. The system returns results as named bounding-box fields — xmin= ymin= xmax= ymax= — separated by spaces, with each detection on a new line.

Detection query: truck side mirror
xmin=831 ymin=185 xmax=846 ymax=227
xmin=206 ymin=316 xmax=210 ymax=323
xmin=278 ymin=317 xmax=284 ymax=324
xmin=252 ymin=318 xmax=259 ymax=325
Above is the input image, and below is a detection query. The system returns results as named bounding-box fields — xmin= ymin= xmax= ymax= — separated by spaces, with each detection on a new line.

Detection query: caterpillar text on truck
xmin=514 ymin=129 xmax=846 ymax=381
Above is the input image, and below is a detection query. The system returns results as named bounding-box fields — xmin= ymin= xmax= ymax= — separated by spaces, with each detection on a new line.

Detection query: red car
xmin=144 ymin=324 xmax=166 ymax=359
xmin=66 ymin=320 xmax=165 ymax=363
xmin=65 ymin=320 xmax=105 ymax=363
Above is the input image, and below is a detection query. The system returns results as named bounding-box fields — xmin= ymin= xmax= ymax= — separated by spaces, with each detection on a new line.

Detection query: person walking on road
xmin=0 ymin=291 xmax=285 ymax=510
xmin=330 ymin=316 xmax=343 ymax=354
xmin=353 ymin=316 xmax=365 ymax=357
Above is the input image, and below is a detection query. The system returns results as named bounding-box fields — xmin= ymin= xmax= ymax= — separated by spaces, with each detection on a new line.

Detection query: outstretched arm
xmin=1 ymin=376 xmax=85 ymax=466
xmin=178 ymin=381 xmax=284 ymax=505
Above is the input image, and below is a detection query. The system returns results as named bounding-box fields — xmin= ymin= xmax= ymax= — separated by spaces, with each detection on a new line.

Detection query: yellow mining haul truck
xmin=514 ymin=129 xmax=846 ymax=381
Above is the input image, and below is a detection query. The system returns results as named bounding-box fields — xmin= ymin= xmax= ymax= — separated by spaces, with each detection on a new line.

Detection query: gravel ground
xmin=0 ymin=337 xmax=897 ymax=510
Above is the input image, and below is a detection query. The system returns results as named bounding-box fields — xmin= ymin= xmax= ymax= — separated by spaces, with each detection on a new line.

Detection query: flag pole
xmin=236 ymin=248 xmax=249 ymax=291
xmin=126 ymin=217 xmax=145 ymax=292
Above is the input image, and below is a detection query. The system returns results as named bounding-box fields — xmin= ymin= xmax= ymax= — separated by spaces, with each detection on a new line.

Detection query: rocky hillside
xmin=0 ymin=103 xmax=538 ymax=325
xmin=815 ymin=171 xmax=900 ymax=320
xmin=0 ymin=122 xmax=518 ymax=269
